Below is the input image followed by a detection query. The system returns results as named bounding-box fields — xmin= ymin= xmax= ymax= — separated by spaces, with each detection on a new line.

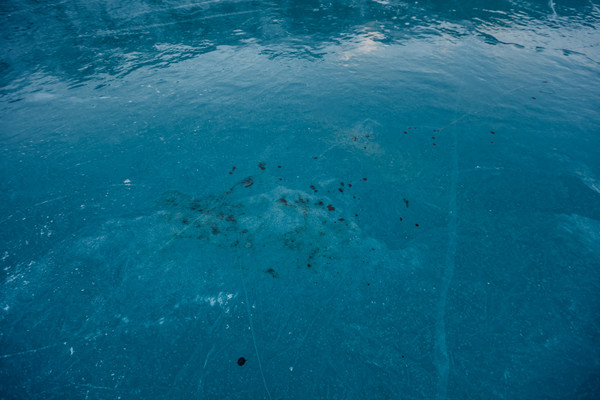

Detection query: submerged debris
xmin=156 ymin=173 xmax=366 ymax=270
xmin=154 ymin=159 xmax=405 ymax=271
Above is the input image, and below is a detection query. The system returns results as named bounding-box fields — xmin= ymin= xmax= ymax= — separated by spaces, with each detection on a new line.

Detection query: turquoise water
xmin=1 ymin=1 xmax=600 ymax=399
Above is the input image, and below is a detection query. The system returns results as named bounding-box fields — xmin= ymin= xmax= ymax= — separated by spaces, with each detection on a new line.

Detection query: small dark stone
xmin=237 ymin=357 xmax=246 ymax=366
xmin=265 ymin=268 xmax=279 ymax=278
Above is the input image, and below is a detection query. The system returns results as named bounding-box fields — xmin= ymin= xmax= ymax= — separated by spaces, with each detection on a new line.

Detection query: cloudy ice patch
xmin=198 ymin=292 xmax=237 ymax=313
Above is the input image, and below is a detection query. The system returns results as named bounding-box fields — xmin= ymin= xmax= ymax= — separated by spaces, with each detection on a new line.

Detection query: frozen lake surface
xmin=1 ymin=0 xmax=599 ymax=399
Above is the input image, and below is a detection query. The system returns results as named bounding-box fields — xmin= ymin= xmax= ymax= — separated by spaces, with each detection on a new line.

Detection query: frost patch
xmin=200 ymin=292 xmax=236 ymax=312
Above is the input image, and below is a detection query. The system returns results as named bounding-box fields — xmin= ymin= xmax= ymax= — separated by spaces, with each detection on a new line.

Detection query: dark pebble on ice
xmin=265 ymin=268 xmax=279 ymax=278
